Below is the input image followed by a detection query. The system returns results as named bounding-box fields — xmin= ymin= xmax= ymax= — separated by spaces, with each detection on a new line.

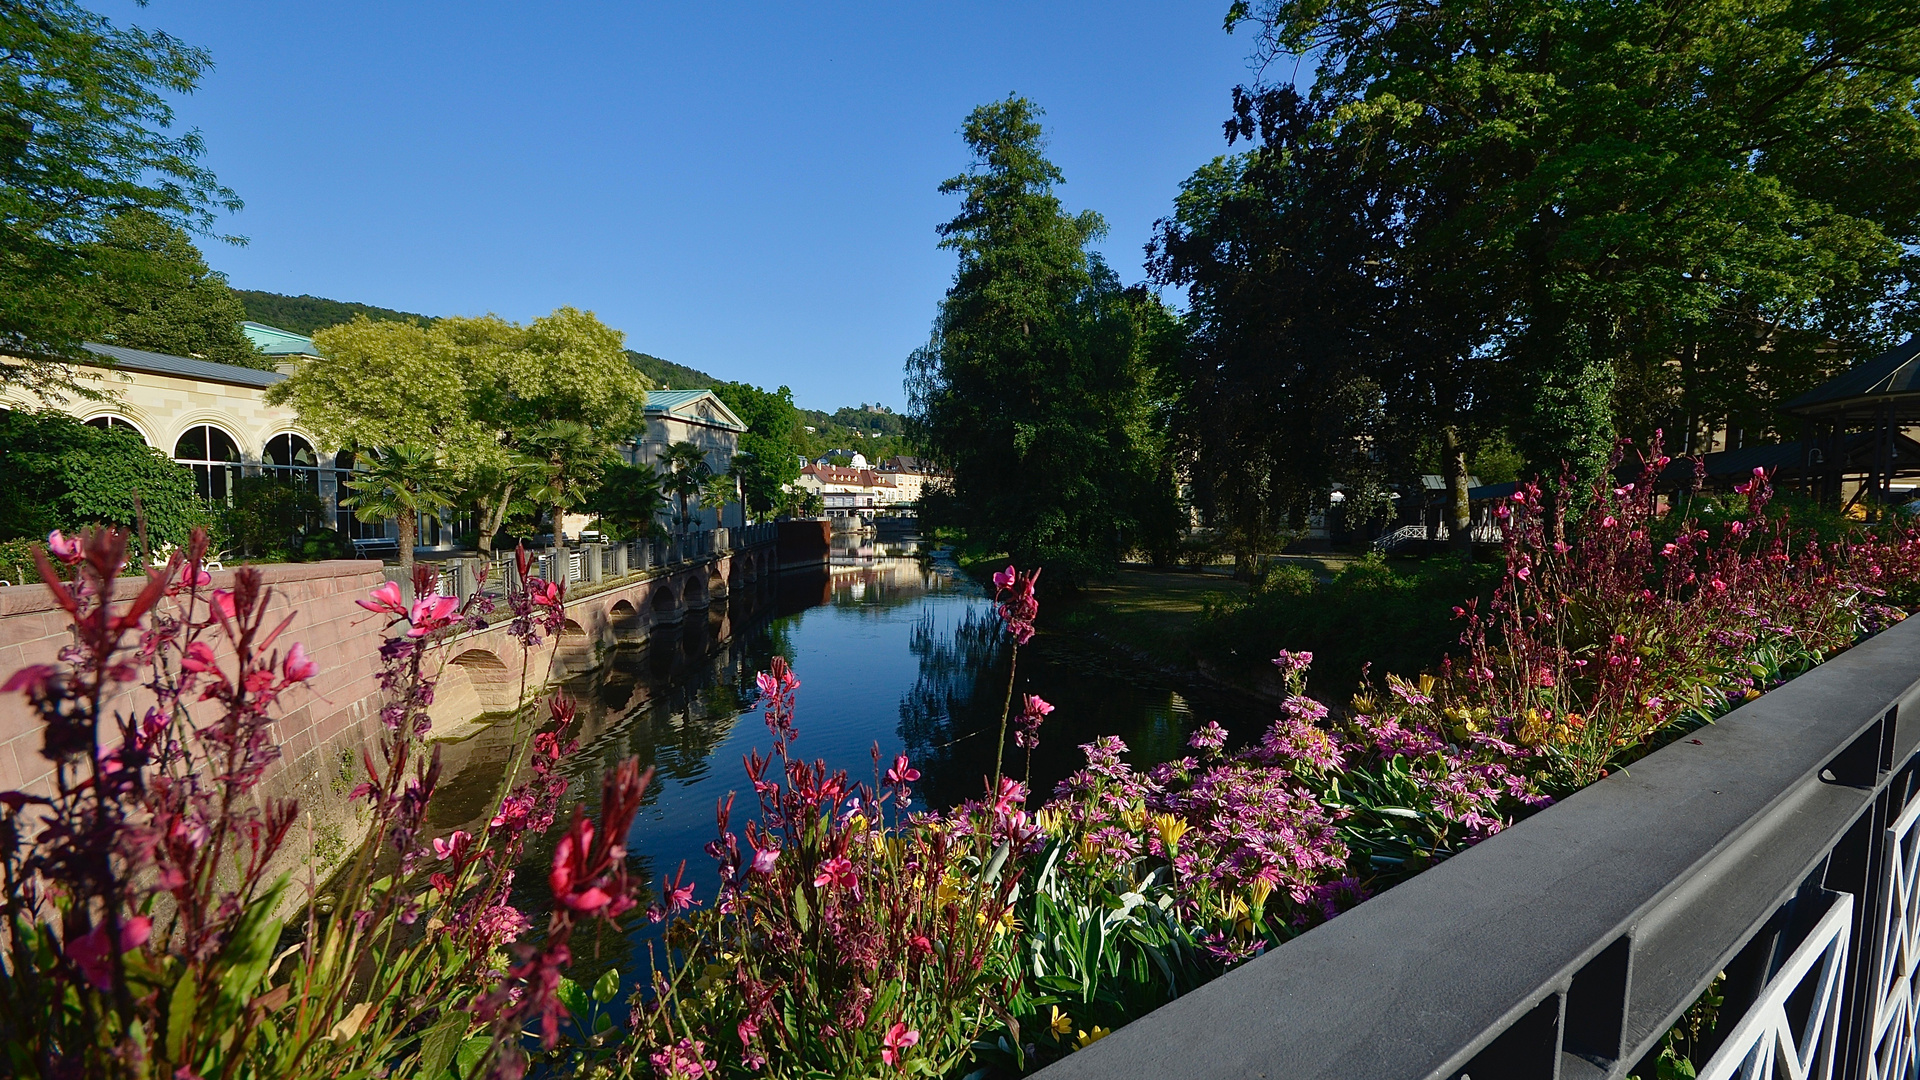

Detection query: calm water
xmin=425 ymin=541 xmax=1268 ymax=982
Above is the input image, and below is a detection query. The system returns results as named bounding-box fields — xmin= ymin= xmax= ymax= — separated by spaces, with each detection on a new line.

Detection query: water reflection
xmin=425 ymin=546 xmax=1269 ymax=986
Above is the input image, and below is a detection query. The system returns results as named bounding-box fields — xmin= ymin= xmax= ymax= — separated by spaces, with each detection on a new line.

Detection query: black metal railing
xmin=1033 ymin=613 xmax=1920 ymax=1080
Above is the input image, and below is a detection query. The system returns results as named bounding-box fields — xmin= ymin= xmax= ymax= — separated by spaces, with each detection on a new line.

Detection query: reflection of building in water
xmin=826 ymin=550 xmax=950 ymax=604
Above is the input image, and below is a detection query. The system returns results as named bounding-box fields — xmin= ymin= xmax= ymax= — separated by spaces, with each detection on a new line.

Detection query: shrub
xmin=215 ymin=475 xmax=329 ymax=559
xmin=0 ymin=409 xmax=207 ymax=558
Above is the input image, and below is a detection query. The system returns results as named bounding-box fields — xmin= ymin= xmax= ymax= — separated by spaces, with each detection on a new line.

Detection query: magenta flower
xmin=45 ymin=530 xmax=83 ymax=565
xmin=66 ymin=915 xmax=152 ymax=990
xmin=881 ymin=1022 xmax=920 ymax=1067
xmin=209 ymin=588 xmax=237 ymax=622
xmin=282 ymin=642 xmax=319 ymax=683
xmin=356 ymin=580 xmax=407 ymax=615
xmin=884 ymin=753 xmax=921 ymax=787
xmin=751 ymin=847 xmax=780 ymax=874
xmin=431 ymin=829 xmax=473 ymax=861
xmin=813 ymin=855 xmax=856 ymax=890
xmin=180 ymin=641 xmax=218 ymax=674
xmin=407 ymin=594 xmax=459 ymax=637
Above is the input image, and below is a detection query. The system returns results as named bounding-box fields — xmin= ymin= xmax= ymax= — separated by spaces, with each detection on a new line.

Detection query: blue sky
xmin=102 ymin=2 xmax=1262 ymax=411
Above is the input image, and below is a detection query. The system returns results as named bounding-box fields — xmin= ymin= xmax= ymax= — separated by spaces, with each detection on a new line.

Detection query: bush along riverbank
xmin=5 ymin=440 xmax=1918 ymax=1079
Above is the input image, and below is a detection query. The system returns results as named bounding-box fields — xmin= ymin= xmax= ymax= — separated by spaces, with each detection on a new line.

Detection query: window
xmin=265 ymin=432 xmax=320 ymax=492
xmin=86 ymin=416 xmax=146 ymax=443
xmin=173 ymin=424 xmax=242 ymax=502
xmin=332 ymin=449 xmax=383 ymax=540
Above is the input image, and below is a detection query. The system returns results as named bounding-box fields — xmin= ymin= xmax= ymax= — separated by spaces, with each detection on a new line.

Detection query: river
xmin=422 ymin=540 xmax=1267 ymax=986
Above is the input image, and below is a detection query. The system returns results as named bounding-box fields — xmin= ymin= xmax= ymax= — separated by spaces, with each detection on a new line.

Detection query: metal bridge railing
xmin=1034 ymin=614 xmax=1920 ymax=1080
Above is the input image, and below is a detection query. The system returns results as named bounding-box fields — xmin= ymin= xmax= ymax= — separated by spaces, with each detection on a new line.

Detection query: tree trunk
xmin=476 ymin=481 xmax=513 ymax=561
xmin=552 ymin=500 xmax=567 ymax=552
xmin=1442 ymin=425 xmax=1474 ymax=562
xmin=397 ymin=512 xmax=417 ymax=603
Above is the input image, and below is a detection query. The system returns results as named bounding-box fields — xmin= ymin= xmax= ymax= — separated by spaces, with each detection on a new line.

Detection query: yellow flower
xmin=1049 ymin=1006 xmax=1073 ymax=1038
xmin=1417 ymin=673 xmax=1436 ymax=698
xmin=1151 ymin=813 xmax=1190 ymax=853
xmin=848 ymin=812 xmax=868 ymax=833
xmin=1036 ymin=807 xmax=1066 ymax=837
xmin=1076 ymin=1026 xmax=1110 ymax=1048
xmin=1120 ymin=804 xmax=1147 ymax=833
xmin=1248 ymin=878 xmax=1274 ymax=909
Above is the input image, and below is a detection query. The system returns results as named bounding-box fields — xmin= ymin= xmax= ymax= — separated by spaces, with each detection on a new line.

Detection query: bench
xmin=352 ymin=537 xmax=401 ymax=558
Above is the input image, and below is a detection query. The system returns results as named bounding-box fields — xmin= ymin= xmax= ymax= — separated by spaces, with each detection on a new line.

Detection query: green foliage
xmin=0 ymin=409 xmax=205 ymax=555
xmin=341 ymin=444 xmax=456 ymax=579
xmin=84 ymin=211 xmax=268 ymax=369
xmin=624 ymin=348 xmax=721 ymax=390
xmin=658 ymin=441 xmax=712 ymax=533
xmin=713 ymin=381 xmax=802 ymax=520
xmin=0 ymin=1 xmax=241 ymax=396
xmin=230 ymin=289 xmax=433 ymax=335
xmin=585 ymin=460 xmax=668 ymax=541
xmin=215 ymin=476 xmax=327 ymax=560
xmin=1194 ymin=555 xmax=1499 ymax=697
xmin=909 ymin=96 xmax=1182 ymax=582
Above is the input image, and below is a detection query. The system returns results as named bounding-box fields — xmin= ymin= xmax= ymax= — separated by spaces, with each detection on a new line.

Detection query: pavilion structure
xmin=1781 ymin=334 xmax=1920 ymax=509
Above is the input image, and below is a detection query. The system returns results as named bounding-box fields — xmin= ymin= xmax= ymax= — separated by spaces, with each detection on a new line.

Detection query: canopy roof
xmin=1784 ymin=335 xmax=1920 ymax=418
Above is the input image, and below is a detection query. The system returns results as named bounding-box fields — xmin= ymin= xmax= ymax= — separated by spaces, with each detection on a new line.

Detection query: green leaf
xmin=454 ymin=1035 xmax=493 ymax=1079
xmin=592 ymin=967 xmax=620 ymax=1004
xmin=166 ymin=969 xmax=199 ymax=1063
xmin=793 ymin=885 xmax=812 ymax=933
xmin=419 ymin=1013 xmax=468 ymax=1078
xmin=556 ymin=976 xmax=587 ymax=1019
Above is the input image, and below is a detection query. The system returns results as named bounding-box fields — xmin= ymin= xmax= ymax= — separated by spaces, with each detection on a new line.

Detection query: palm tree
xmin=341 ymin=444 xmax=457 ymax=594
xmin=521 ymin=420 xmax=610 ymax=552
xmin=585 ymin=459 xmax=671 ymax=541
xmin=659 ymin=441 xmax=712 ymax=535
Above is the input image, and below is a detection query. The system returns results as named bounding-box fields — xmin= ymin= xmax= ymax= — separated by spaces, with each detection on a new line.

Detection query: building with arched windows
xmin=1 ymin=334 xmax=377 ymax=550
xmin=5 ymin=327 xmax=743 ymax=554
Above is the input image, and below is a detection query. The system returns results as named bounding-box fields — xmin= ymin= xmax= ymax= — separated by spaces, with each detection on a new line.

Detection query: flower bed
xmin=4 ymin=442 xmax=1918 ymax=1079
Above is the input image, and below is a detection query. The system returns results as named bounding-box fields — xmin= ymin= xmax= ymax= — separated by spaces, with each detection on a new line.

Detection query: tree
xmin=340 ymin=444 xmax=455 ymax=589
xmin=1230 ymin=0 xmax=1920 ymax=479
xmin=586 ymin=460 xmax=669 ymax=541
xmin=521 ymin=420 xmax=609 ymax=549
xmin=713 ymin=381 xmax=802 ymax=522
xmin=0 ymin=2 xmax=241 ymax=396
xmin=659 ymin=441 xmax=712 ymax=535
xmin=0 ymin=408 xmax=206 ymax=557
xmin=1149 ymin=87 xmax=1398 ymax=564
xmin=908 ymin=96 xmax=1180 ymax=581
xmin=84 ymin=210 xmax=268 ymax=369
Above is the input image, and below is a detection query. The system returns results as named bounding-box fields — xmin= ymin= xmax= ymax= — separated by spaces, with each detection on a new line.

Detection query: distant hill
xmin=233 ymin=290 xmax=434 ymax=335
xmin=628 ymin=350 xmax=724 ymax=390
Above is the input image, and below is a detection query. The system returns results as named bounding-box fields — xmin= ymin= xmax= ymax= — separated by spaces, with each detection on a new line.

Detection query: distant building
xmin=876 ymin=455 xmax=949 ymax=506
xmin=615 ymin=389 xmax=747 ymax=533
xmin=796 ymin=464 xmax=897 ymax=523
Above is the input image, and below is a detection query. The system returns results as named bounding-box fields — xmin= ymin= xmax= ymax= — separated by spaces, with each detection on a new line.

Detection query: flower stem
xmin=993 ymin=646 xmax=1018 ymax=790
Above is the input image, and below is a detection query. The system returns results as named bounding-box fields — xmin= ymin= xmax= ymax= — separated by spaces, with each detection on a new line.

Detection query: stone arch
xmin=683 ymin=570 xmax=710 ymax=611
xmin=651 ymin=581 xmax=683 ymax=625
xmin=560 ymin=618 xmax=587 ymax=639
xmin=448 ymin=648 xmax=513 ymax=711
xmin=608 ymin=598 xmax=646 ymax=642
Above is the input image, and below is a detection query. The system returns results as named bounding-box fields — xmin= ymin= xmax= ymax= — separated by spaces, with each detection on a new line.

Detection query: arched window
xmin=332 ymin=449 xmax=381 ymax=539
xmin=86 ymin=416 xmax=146 ymax=443
xmin=265 ymin=432 xmax=320 ymax=492
xmin=173 ymin=424 xmax=242 ymax=502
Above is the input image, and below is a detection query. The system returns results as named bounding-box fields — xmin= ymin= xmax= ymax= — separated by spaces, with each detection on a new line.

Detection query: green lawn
xmin=1045 ymin=566 xmax=1249 ymax=669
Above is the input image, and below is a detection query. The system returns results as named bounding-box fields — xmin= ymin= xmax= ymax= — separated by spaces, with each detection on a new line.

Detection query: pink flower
xmin=1602 ymin=516 xmax=1617 ymax=528
xmin=432 ymin=829 xmax=473 ymax=861
xmin=209 ymin=588 xmax=237 ymax=621
xmin=3 ymin=664 xmax=62 ymax=695
xmin=881 ymin=1022 xmax=919 ymax=1067
xmin=550 ymin=819 xmax=613 ymax=913
xmin=45 ymin=530 xmax=84 ymax=565
xmin=282 ymin=642 xmax=318 ymax=683
xmin=406 ymin=593 xmax=459 ymax=637
xmin=357 ymin=580 xmax=407 ymax=616
xmin=992 ymin=564 xmax=1017 ymax=591
xmin=751 ymin=847 xmax=780 ymax=874
xmin=885 ymin=753 xmax=921 ymax=786
xmin=66 ymin=915 xmax=152 ymax=990
xmin=181 ymin=641 xmax=218 ymax=674
xmin=813 ymin=855 xmax=856 ymax=890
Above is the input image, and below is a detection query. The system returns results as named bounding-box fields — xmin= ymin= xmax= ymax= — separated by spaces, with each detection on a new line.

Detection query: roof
xmin=81 ymin=342 xmax=284 ymax=389
xmin=802 ymin=464 xmax=894 ymax=487
xmin=241 ymin=322 xmax=322 ymax=357
xmin=643 ymin=389 xmax=747 ymax=432
xmin=880 ymin=455 xmax=945 ymax=475
xmin=1783 ymin=335 xmax=1920 ymax=417
xmin=1655 ymin=433 xmax=1920 ymax=486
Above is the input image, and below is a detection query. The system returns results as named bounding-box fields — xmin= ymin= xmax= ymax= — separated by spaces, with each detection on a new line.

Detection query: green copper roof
xmin=242 ymin=321 xmax=322 ymax=357
xmin=643 ymin=389 xmax=747 ymax=432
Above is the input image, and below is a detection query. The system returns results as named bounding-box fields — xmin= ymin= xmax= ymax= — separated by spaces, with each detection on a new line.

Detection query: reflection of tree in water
xmin=898 ymin=606 xmax=1009 ymax=807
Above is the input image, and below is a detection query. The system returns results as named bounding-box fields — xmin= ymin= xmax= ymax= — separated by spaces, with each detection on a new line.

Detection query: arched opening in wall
xmin=174 ymin=424 xmax=243 ymax=502
xmin=266 ymin=432 xmax=321 ymax=493
xmin=85 ymin=415 xmax=148 ymax=445
xmin=449 ymin=648 xmax=512 ymax=711
xmin=684 ymin=574 xmax=710 ymax=609
xmin=652 ymin=583 xmax=680 ymax=621
xmin=560 ymin=618 xmax=587 ymax=639
xmin=609 ymin=599 xmax=642 ymax=638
